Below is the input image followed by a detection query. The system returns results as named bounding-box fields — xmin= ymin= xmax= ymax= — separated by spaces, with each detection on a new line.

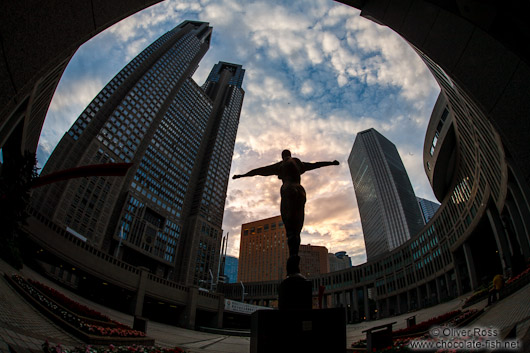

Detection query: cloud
xmin=38 ymin=0 xmax=441 ymax=267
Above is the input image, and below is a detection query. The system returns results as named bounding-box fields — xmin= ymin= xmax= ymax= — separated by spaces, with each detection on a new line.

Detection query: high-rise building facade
xmin=238 ymin=215 xmax=330 ymax=282
xmin=416 ymin=197 xmax=440 ymax=224
xmin=238 ymin=215 xmax=288 ymax=282
xmin=32 ymin=21 xmax=245 ymax=286
xmin=348 ymin=128 xmax=424 ymax=260
xmin=223 ymin=255 xmax=238 ymax=284
xmin=299 ymin=244 xmax=329 ymax=278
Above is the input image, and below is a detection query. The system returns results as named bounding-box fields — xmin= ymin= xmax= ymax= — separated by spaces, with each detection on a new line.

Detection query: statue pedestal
xmin=250 ymin=308 xmax=346 ymax=353
xmin=278 ymin=275 xmax=312 ymax=310
xmin=251 ymin=276 xmax=345 ymax=352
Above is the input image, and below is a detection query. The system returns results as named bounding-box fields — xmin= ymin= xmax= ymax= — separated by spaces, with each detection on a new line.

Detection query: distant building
xmin=417 ymin=197 xmax=440 ymax=224
xmin=238 ymin=215 xmax=288 ymax=282
xmin=348 ymin=128 xmax=424 ymax=260
xmin=299 ymin=244 xmax=329 ymax=277
xmin=329 ymin=251 xmax=352 ymax=272
xmin=238 ymin=215 xmax=329 ymax=282
xmin=223 ymin=255 xmax=238 ymax=284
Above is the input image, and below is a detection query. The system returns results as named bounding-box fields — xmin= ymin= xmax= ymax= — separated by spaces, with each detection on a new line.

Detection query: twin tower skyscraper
xmin=33 ymin=21 xmax=245 ymax=286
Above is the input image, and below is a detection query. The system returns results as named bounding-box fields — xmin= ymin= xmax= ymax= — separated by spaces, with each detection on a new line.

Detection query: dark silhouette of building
xmin=32 ymin=21 xmax=245 ymax=286
xmin=348 ymin=128 xmax=424 ymax=260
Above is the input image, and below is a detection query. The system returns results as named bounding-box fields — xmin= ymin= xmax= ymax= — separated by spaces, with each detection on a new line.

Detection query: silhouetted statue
xmin=233 ymin=150 xmax=339 ymax=277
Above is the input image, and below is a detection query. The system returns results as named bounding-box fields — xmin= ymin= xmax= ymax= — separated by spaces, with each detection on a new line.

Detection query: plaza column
xmin=133 ymin=266 xmax=150 ymax=317
xmin=406 ymin=290 xmax=411 ymax=311
xmin=452 ymin=254 xmax=464 ymax=296
xmin=213 ymin=293 xmax=224 ymax=328
xmin=435 ymin=277 xmax=441 ymax=304
xmin=416 ymin=287 xmax=422 ymax=308
xmin=180 ymin=286 xmax=198 ymax=329
xmin=487 ymin=208 xmax=513 ymax=275
xmin=444 ymin=272 xmax=452 ymax=298
xmin=352 ymin=288 xmax=359 ymax=322
xmin=505 ymin=199 xmax=530 ymax=259
xmin=463 ymin=242 xmax=479 ymax=290
xmin=396 ymin=294 xmax=401 ymax=315
xmin=425 ymin=282 xmax=432 ymax=306
xmin=363 ymin=286 xmax=370 ymax=320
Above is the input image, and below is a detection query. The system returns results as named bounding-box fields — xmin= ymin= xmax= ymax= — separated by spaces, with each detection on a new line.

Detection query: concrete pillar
xmin=444 ymin=272 xmax=452 ymax=298
xmin=352 ymin=288 xmax=359 ymax=322
xmin=180 ymin=286 xmax=198 ymax=329
xmin=453 ymin=258 xmax=464 ymax=296
xmin=425 ymin=282 xmax=432 ymax=306
xmin=396 ymin=294 xmax=401 ymax=315
xmin=213 ymin=293 xmax=224 ymax=329
xmin=376 ymin=300 xmax=381 ymax=319
xmin=463 ymin=242 xmax=479 ymax=290
xmin=406 ymin=290 xmax=411 ymax=311
xmin=487 ymin=208 xmax=513 ymax=275
xmin=363 ymin=286 xmax=370 ymax=320
xmin=134 ymin=267 xmax=150 ymax=316
xmin=435 ymin=277 xmax=441 ymax=304
xmin=416 ymin=287 xmax=422 ymax=308
xmin=505 ymin=200 xmax=530 ymax=259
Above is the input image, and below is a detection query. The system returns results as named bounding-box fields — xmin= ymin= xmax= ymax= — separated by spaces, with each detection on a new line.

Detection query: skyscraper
xmin=238 ymin=215 xmax=288 ymax=282
xmin=223 ymin=255 xmax=239 ymax=284
xmin=416 ymin=197 xmax=440 ymax=224
xmin=238 ymin=215 xmax=330 ymax=282
xmin=32 ymin=21 xmax=245 ymax=286
xmin=348 ymin=128 xmax=424 ymax=260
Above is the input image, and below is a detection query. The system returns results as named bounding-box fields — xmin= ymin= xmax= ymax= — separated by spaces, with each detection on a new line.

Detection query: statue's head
xmin=281 ymin=149 xmax=291 ymax=160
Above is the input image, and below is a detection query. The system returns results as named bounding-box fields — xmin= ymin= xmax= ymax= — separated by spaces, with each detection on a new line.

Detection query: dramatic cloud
xmin=37 ymin=0 xmax=440 ymax=266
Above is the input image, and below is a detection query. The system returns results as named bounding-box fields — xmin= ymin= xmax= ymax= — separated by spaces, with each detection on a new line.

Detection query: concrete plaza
xmin=1 ymin=258 xmax=529 ymax=353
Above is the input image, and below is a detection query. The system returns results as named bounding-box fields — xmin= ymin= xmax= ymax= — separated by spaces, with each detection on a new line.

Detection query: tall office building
xmin=238 ymin=215 xmax=330 ymax=282
xmin=238 ymin=215 xmax=288 ymax=282
xmin=416 ymin=197 xmax=440 ymax=224
xmin=32 ymin=21 xmax=245 ymax=286
xmin=223 ymin=255 xmax=238 ymax=284
xmin=348 ymin=128 xmax=424 ymax=260
xmin=299 ymin=244 xmax=329 ymax=278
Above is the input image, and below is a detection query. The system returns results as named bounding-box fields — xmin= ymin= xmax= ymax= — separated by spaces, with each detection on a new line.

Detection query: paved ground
xmin=1 ymin=257 xmax=529 ymax=353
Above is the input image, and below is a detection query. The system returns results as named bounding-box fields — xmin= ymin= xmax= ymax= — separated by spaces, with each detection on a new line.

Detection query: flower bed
xmin=506 ymin=265 xmax=530 ymax=286
xmin=42 ymin=341 xmax=186 ymax=353
xmin=350 ymin=310 xmax=483 ymax=353
xmin=462 ymin=288 xmax=488 ymax=308
xmin=28 ymin=278 xmax=124 ymax=327
xmin=6 ymin=274 xmax=153 ymax=345
xmin=392 ymin=310 xmax=461 ymax=337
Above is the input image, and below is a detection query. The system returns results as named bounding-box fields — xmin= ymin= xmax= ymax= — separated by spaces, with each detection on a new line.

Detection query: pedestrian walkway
xmin=1 ymin=257 xmax=529 ymax=353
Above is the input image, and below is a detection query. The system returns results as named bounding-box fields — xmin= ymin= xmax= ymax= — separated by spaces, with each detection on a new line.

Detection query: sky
xmin=37 ymin=0 xmax=441 ymax=265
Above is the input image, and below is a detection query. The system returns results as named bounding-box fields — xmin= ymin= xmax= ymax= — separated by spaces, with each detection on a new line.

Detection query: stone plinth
xmin=250 ymin=308 xmax=346 ymax=353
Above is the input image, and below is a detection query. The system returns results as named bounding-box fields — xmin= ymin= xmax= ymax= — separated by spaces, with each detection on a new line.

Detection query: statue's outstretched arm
xmin=302 ymin=160 xmax=340 ymax=172
xmin=233 ymin=162 xmax=282 ymax=179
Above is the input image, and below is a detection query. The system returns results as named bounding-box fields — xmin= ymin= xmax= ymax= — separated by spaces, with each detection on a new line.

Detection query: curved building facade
xmin=221 ymin=1 xmax=530 ymax=321
xmin=1 ymin=0 xmax=530 ymax=326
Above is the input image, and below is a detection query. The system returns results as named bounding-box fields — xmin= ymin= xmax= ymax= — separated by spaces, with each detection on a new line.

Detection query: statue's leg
xmin=281 ymin=185 xmax=306 ymax=276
